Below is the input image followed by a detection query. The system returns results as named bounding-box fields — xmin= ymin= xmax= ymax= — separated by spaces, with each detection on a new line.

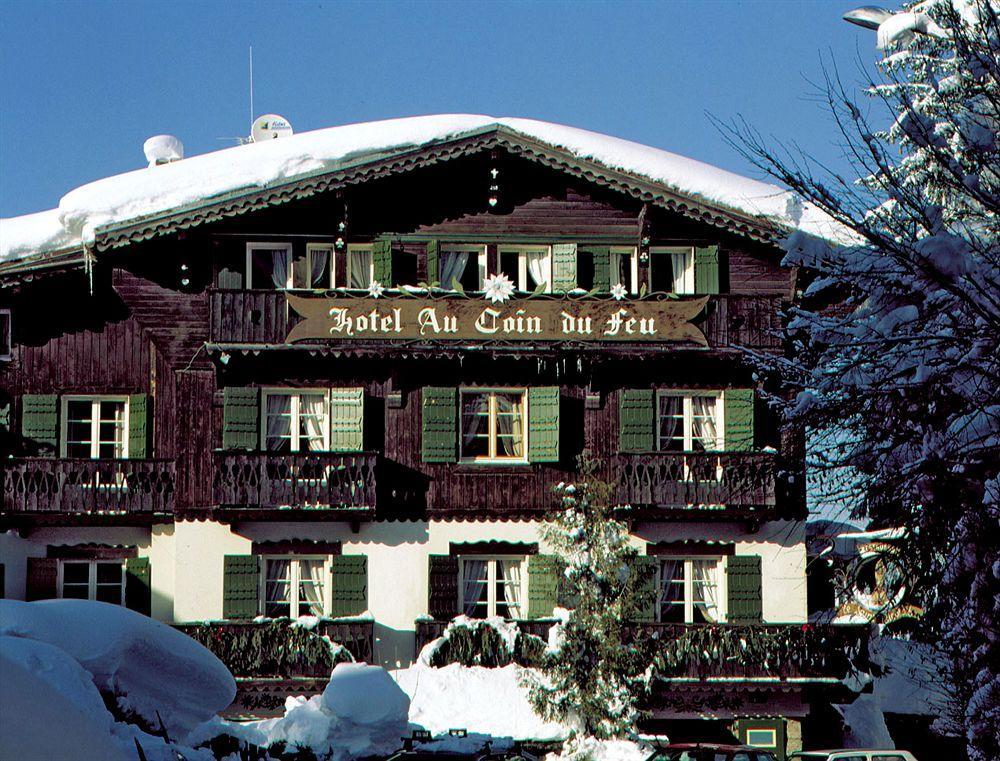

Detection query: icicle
xmin=84 ymin=244 xmax=95 ymax=294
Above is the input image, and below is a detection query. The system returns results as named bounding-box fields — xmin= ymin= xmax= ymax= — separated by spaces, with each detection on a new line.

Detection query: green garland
xmin=183 ymin=620 xmax=354 ymax=677
xmin=427 ymin=621 xmax=547 ymax=667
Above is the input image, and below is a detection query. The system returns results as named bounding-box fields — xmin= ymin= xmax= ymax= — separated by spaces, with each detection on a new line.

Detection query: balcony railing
xmin=174 ymin=619 xmax=374 ymax=677
xmin=612 ymin=451 xmax=777 ymax=515
xmin=213 ymin=452 xmax=378 ymax=515
xmin=2 ymin=458 xmax=176 ymax=520
xmin=414 ymin=619 xmax=555 ymax=658
xmin=208 ymin=289 xmax=784 ymax=351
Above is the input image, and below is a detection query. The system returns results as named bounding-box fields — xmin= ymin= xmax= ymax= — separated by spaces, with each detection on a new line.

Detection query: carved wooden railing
xmin=208 ymin=290 xmax=784 ymax=350
xmin=174 ymin=619 xmax=374 ymax=677
xmin=213 ymin=452 xmax=378 ymax=513
xmin=2 ymin=458 xmax=176 ymax=517
xmin=413 ymin=618 xmax=555 ymax=657
xmin=612 ymin=451 xmax=777 ymax=513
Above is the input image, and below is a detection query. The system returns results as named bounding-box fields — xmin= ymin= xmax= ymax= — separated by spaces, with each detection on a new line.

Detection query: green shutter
xmin=527 ymin=554 xmax=561 ymax=619
xmin=330 ymin=388 xmax=364 ymax=452
xmin=724 ymin=389 xmax=755 ymax=451
xmin=21 ymin=394 xmax=58 ymax=455
xmin=428 ymin=555 xmax=460 ymax=620
xmin=633 ymin=555 xmax=659 ymax=622
xmin=619 ymin=389 xmax=654 ymax=453
xmin=26 ymin=557 xmax=58 ymax=601
xmin=426 ymin=240 xmax=440 ymax=286
xmin=528 ymin=387 xmax=560 ymax=463
xmin=421 ymin=387 xmax=457 ymax=463
xmin=591 ymin=246 xmax=611 ymax=291
xmin=0 ymin=399 xmax=11 ymax=432
xmin=694 ymin=245 xmax=720 ymax=294
xmin=128 ymin=394 xmax=150 ymax=459
xmin=727 ymin=555 xmax=763 ymax=624
xmin=330 ymin=555 xmax=368 ymax=617
xmin=223 ymin=555 xmax=260 ymax=619
xmin=125 ymin=557 xmax=151 ymax=615
xmin=373 ymin=237 xmax=393 ymax=286
xmin=551 ymin=243 xmax=577 ymax=292
xmin=222 ymin=387 xmax=259 ymax=451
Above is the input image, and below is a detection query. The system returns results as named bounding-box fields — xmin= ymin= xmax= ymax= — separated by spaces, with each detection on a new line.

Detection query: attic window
xmin=0 ymin=309 xmax=10 ymax=361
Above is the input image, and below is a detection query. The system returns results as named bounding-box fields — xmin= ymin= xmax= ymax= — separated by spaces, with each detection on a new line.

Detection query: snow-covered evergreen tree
xmin=728 ymin=1 xmax=999 ymax=756
xmin=527 ymin=453 xmax=654 ymax=750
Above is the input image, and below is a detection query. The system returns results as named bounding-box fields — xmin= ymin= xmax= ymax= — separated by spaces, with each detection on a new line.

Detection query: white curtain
xmin=271 ymin=249 xmax=290 ymax=289
xmin=657 ymin=395 xmax=682 ymax=450
xmin=658 ymin=559 xmax=682 ymax=614
xmin=500 ymin=559 xmax=522 ymax=619
xmin=495 ymin=394 xmax=523 ymax=457
xmin=298 ymin=559 xmax=325 ymax=616
xmin=311 ymin=249 xmax=330 ymax=288
xmin=525 ymin=251 xmax=551 ymax=292
xmin=692 ymin=560 xmax=719 ymax=623
xmin=349 ymin=249 xmax=373 ymax=288
xmin=299 ymin=394 xmax=328 ymax=452
xmin=462 ymin=395 xmax=489 ymax=450
xmin=671 ymin=251 xmax=691 ymax=294
xmin=440 ymin=251 xmax=469 ymax=290
xmin=692 ymin=397 xmax=719 ymax=451
xmin=462 ymin=560 xmax=488 ymax=616
xmin=266 ymin=395 xmax=292 ymax=452
xmin=265 ymin=558 xmax=291 ymax=616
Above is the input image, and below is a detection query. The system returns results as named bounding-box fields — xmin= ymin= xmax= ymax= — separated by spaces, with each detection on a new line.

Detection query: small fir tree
xmin=527 ymin=453 xmax=654 ymax=746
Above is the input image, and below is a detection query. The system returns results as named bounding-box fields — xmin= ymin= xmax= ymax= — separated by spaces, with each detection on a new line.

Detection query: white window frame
xmin=745 ymin=728 xmax=778 ymax=748
xmin=346 ymin=243 xmax=376 ymax=289
xmin=656 ymin=556 xmax=726 ymax=624
xmin=57 ymin=559 xmax=125 ymax=605
xmin=60 ymin=395 xmax=130 ymax=459
xmin=497 ymin=245 xmax=553 ymax=292
xmin=459 ymin=555 xmax=527 ymax=619
xmin=293 ymin=243 xmax=336 ymax=290
xmin=260 ymin=388 xmax=331 ymax=453
xmin=0 ymin=308 xmax=11 ymax=361
xmin=459 ymin=387 xmax=529 ymax=464
xmin=610 ymin=246 xmax=639 ymax=293
xmin=655 ymin=390 xmax=724 ymax=452
xmin=648 ymin=246 xmax=695 ymax=295
xmin=245 ymin=242 xmax=294 ymax=289
xmin=260 ymin=554 xmax=330 ymax=618
xmin=440 ymin=244 xmax=489 ymax=290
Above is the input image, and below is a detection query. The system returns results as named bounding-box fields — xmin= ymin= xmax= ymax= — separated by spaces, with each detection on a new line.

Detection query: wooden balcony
xmin=612 ymin=451 xmax=777 ymax=518
xmin=212 ymin=451 xmax=378 ymax=518
xmin=1 ymin=458 xmax=176 ymax=524
xmin=208 ymin=289 xmax=784 ymax=351
xmin=174 ymin=619 xmax=374 ymax=677
xmin=414 ymin=619 xmax=555 ymax=658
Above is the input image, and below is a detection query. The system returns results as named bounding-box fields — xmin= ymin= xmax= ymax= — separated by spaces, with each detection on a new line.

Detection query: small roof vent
xmin=143 ymin=135 xmax=184 ymax=167
xmin=250 ymin=114 xmax=293 ymax=142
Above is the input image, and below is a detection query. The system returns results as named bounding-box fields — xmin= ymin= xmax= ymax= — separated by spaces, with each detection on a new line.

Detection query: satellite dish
xmin=251 ymin=114 xmax=294 ymax=142
xmin=143 ymin=134 xmax=184 ymax=167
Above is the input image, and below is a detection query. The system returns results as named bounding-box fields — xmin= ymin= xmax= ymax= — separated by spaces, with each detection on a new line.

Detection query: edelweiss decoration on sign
xmin=284 ymin=293 xmax=710 ymax=345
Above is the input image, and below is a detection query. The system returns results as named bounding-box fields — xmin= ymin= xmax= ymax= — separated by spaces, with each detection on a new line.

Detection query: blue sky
xmin=0 ymin=0 xmax=881 ymax=218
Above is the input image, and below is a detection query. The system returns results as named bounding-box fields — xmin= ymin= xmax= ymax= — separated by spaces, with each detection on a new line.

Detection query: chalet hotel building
xmin=0 ymin=116 xmax=865 ymax=755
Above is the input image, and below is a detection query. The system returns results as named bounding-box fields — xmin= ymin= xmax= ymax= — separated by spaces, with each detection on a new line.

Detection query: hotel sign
xmin=285 ymin=294 xmax=710 ymax=345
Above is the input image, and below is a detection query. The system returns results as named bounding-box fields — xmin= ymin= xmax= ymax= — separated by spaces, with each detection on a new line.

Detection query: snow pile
xmin=396 ymin=663 xmax=566 ymax=742
xmin=0 ymin=599 xmax=235 ymax=738
xmin=549 ymin=737 xmax=653 ymax=761
xmin=835 ymin=694 xmax=895 ymax=747
xmin=0 ymin=114 xmax=848 ymax=264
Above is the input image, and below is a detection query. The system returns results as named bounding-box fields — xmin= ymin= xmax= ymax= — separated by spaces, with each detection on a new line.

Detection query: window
xmin=246 ymin=242 xmax=294 ymax=289
xmin=0 ymin=308 xmax=11 ymax=360
xmin=610 ymin=247 xmax=638 ymax=293
xmin=346 ymin=244 xmax=375 ymax=288
xmin=498 ymin=246 xmax=552 ymax=292
xmin=460 ymin=389 xmax=527 ymax=462
xmin=62 ymin=397 xmax=128 ymax=458
xmin=440 ymin=245 xmax=488 ymax=291
xmin=648 ymin=247 xmax=694 ymax=294
xmin=59 ymin=560 xmax=124 ymax=604
xmin=263 ymin=556 xmax=326 ymax=617
xmin=745 ymin=728 xmax=778 ymax=748
xmin=262 ymin=390 xmax=329 ymax=453
xmin=459 ymin=556 xmax=525 ymax=618
xmin=657 ymin=392 xmax=723 ymax=452
xmin=658 ymin=557 xmax=723 ymax=623
xmin=292 ymin=244 xmax=334 ymax=289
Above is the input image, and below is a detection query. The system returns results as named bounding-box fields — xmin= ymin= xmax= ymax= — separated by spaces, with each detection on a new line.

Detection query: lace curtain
xmin=298 ymin=559 xmax=325 ymax=616
xmin=270 ymin=249 xmax=290 ymax=289
xmin=525 ymin=251 xmax=551 ymax=291
xmin=462 ymin=560 xmax=488 ymax=615
xmin=266 ymin=395 xmax=292 ymax=452
xmin=298 ymin=394 xmax=328 ymax=452
xmin=265 ymin=559 xmax=291 ymax=616
xmin=499 ymin=560 xmax=522 ymax=619
xmin=692 ymin=560 xmax=719 ymax=622
xmin=310 ymin=249 xmax=329 ymax=288
xmin=692 ymin=397 xmax=719 ymax=451
xmin=671 ymin=251 xmax=691 ymax=294
xmin=495 ymin=394 xmax=523 ymax=457
xmin=440 ymin=251 xmax=469 ymax=290
xmin=349 ymin=249 xmax=373 ymax=288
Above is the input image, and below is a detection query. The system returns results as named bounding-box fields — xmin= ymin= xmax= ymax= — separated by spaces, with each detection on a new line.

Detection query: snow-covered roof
xmin=0 ymin=114 xmax=847 ymax=267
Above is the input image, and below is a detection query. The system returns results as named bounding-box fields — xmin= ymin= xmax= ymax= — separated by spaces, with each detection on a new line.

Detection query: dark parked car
xmin=648 ymin=743 xmax=778 ymax=761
